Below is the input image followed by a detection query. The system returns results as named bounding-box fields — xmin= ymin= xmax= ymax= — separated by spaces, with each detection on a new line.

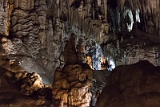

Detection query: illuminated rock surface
xmin=96 ymin=60 xmax=160 ymax=107
xmin=0 ymin=67 xmax=53 ymax=107
xmin=0 ymin=0 xmax=159 ymax=83
xmin=52 ymin=64 xmax=93 ymax=107
xmin=0 ymin=0 xmax=160 ymax=106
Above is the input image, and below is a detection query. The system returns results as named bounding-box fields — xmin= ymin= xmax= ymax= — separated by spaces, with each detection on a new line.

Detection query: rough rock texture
xmin=0 ymin=0 xmax=159 ymax=106
xmin=0 ymin=0 xmax=13 ymax=36
xmin=0 ymin=0 xmax=107 ymax=83
xmin=0 ymin=0 xmax=61 ymax=83
xmin=63 ymin=33 xmax=78 ymax=65
xmin=0 ymin=0 xmax=160 ymax=83
xmin=17 ymin=72 xmax=44 ymax=96
xmin=0 ymin=58 xmax=50 ymax=97
xmin=52 ymin=64 xmax=93 ymax=107
xmin=0 ymin=55 xmax=26 ymax=73
xmin=2 ymin=68 xmax=45 ymax=96
xmin=102 ymin=32 xmax=160 ymax=66
xmin=76 ymin=38 xmax=86 ymax=63
xmin=108 ymin=0 xmax=160 ymax=35
xmin=0 ymin=67 xmax=53 ymax=107
xmin=91 ymin=70 xmax=111 ymax=106
xmin=96 ymin=60 xmax=160 ymax=107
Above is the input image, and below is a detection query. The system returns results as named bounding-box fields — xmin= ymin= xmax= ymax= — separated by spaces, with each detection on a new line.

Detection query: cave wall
xmin=103 ymin=42 xmax=160 ymax=67
xmin=104 ymin=0 xmax=160 ymax=67
xmin=108 ymin=0 xmax=160 ymax=35
xmin=0 ymin=0 xmax=160 ymax=83
xmin=0 ymin=0 xmax=62 ymax=83
xmin=0 ymin=0 xmax=108 ymax=83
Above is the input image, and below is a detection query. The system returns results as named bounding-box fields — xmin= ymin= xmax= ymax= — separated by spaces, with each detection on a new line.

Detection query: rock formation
xmin=52 ymin=64 xmax=93 ymax=107
xmin=0 ymin=67 xmax=53 ymax=107
xmin=0 ymin=0 xmax=160 ymax=106
xmin=17 ymin=72 xmax=44 ymax=96
xmin=0 ymin=0 xmax=12 ymax=36
xmin=96 ymin=60 xmax=160 ymax=107
xmin=76 ymin=38 xmax=85 ymax=63
xmin=63 ymin=33 xmax=78 ymax=65
xmin=102 ymin=32 xmax=160 ymax=67
xmin=0 ymin=0 xmax=159 ymax=83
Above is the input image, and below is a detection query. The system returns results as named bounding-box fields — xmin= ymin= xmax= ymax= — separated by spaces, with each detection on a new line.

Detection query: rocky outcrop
xmin=3 ymin=69 xmax=45 ymax=96
xmin=0 ymin=67 xmax=53 ymax=107
xmin=96 ymin=60 xmax=160 ymax=107
xmin=0 ymin=58 xmax=49 ymax=97
xmin=17 ymin=72 xmax=44 ymax=96
xmin=52 ymin=64 xmax=93 ymax=107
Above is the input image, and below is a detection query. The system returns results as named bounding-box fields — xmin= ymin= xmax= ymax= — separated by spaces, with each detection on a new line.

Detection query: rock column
xmin=52 ymin=64 xmax=93 ymax=107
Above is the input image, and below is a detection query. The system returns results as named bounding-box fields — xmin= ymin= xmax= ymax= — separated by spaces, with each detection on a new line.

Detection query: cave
xmin=0 ymin=0 xmax=160 ymax=107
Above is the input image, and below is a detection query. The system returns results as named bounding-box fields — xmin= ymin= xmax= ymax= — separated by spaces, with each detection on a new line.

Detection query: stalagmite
xmin=52 ymin=65 xmax=93 ymax=107
xmin=0 ymin=0 xmax=160 ymax=106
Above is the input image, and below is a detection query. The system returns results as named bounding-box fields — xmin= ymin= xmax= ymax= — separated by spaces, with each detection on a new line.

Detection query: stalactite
xmin=103 ymin=0 xmax=107 ymax=21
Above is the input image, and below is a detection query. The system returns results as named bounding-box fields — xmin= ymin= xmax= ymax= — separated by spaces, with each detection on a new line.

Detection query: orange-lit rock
xmin=52 ymin=64 xmax=93 ymax=107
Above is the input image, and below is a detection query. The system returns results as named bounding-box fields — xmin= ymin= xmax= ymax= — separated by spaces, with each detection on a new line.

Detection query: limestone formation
xmin=76 ymin=38 xmax=85 ymax=63
xmin=108 ymin=0 xmax=160 ymax=35
xmin=17 ymin=72 xmax=44 ymax=96
xmin=0 ymin=0 xmax=13 ymax=36
xmin=96 ymin=60 xmax=160 ymax=107
xmin=0 ymin=0 xmax=159 ymax=91
xmin=14 ymin=0 xmax=34 ymax=11
xmin=103 ymin=34 xmax=160 ymax=66
xmin=0 ymin=67 xmax=53 ymax=107
xmin=0 ymin=0 xmax=159 ymax=107
xmin=63 ymin=33 xmax=78 ymax=65
xmin=52 ymin=64 xmax=93 ymax=107
xmin=1 ymin=0 xmax=62 ymax=82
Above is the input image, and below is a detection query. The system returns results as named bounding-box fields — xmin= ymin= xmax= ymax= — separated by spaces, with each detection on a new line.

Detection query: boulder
xmin=96 ymin=60 xmax=160 ymax=107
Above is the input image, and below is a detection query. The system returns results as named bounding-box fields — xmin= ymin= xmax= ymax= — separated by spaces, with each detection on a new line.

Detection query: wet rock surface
xmin=96 ymin=60 xmax=160 ymax=107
